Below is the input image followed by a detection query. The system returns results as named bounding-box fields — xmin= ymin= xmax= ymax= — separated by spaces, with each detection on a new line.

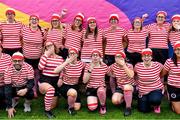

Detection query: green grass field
xmin=0 ymin=96 xmax=179 ymax=120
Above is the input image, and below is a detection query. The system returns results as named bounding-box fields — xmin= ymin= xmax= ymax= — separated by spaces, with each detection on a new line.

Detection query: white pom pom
xmin=142 ymin=13 xmax=148 ymax=18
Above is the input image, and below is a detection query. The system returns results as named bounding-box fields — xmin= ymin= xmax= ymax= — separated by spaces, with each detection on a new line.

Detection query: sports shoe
xmin=124 ymin=107 xmax=132 ymax=116
xmin=24 ymin=100 xmax=31 ymax=112
xmin=99 ymin=105 xmax=106 ymax=115
xmin=68 ymin=107 xmax=76 ymax=115
xmin=45 ymin=110 xmax=55 ymax=119
xmin=154 ymin=106 xmax=161 ymax=114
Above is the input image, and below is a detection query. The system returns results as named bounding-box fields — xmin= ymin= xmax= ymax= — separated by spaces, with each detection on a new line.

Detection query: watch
xmin=88 ymin=70 xmax=92 ymax=73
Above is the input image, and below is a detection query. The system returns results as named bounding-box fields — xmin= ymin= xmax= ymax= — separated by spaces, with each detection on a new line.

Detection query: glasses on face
xmin=175 ymin=48 xmax=180 ymax=51
xmin=52 ymin=20 xmax=59 ymax=22
xmin=142 ymin=54 xmax=152 ymax=58
xmin=92 ymin=53 xmax=99 ymax=57
xmin=45 ymin=44 xmax=53 ymax=49
xmin=157 ymin=16 xmax=165 ymax=19
xmin=115 ymin=55 xmax=123 ymax=58
xmin=134 ymin=21 xmax=141 ymax=24
xmin=69 ymin=52 xmax=76 ymax=55
xmin=75 ymin=18 xmax=82 ymax=22
xmin=13 ymin=60 xmax=23 ymax=63
xmin=89 ymin=21 xmax=96 ymax=24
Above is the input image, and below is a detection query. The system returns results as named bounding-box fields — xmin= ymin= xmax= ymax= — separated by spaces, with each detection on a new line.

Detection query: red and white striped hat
xmin=51 ymin=13 xmax=61 ymax=20
xmin=134 ymin=17 xmax=142 ymax=22
xmin=156 ymin=11 xmax=167 ymax=17
xmin=171 ymin=14 xmax=180 ymax=21
xmin=6 ymin=8 xmax=15 ymax=15
xmin=87 ymin=17 xmax=96 ymax=23
xmin=91 ymin=49 xmax=101 ymax=57
xmin=30 ymin=14 xmax=39 ymax=20
xmin=109 ymin=14 xmax=119 ymax=21
xmin=69 ymin=47 xmax=78 ymax=54
xmin=75 ymin=13 xmax=85 ymax=22
xmin=12 ymin=52 xmax=24 ymax=60
xmin=115 ymin=51 xmax=126 ymax=58
xmin=174 ymin=41 xmax=180 ymax=49
xmin=141 ymin=48 xmax=152 ymax=55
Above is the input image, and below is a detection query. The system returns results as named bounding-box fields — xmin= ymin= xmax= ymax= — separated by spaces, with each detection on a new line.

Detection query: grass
xmin=0 ymin=95 xmax=179 ymax=120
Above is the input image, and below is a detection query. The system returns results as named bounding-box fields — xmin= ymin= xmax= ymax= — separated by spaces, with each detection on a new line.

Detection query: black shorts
xmin=0 ymin=86 xmax=5 ymax=100
xmin=103 ymin=55 xmax=115 ymax=66
xmin=167 ymin=85 xmax=180 ymax=101
xmin=125 ymin=51 xmax=142 ymax=66
xmin=59 ymin=84 xmax=81 ymax=103
xmin=25 ymin=58 xmax=40 ymax=69
xmin=3 ymin=48 xmax=22 ymax=56
xmin=115 ymin=86 xmax=137 ymax=96
xmin=39 ymin=75 xmax=59 ymax=96
xmin=86 ymin=88 xmax=98 ymax=97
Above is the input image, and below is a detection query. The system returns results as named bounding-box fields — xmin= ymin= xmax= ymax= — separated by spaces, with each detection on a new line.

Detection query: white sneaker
xmin=24 ymin=100 xmax=31 ymax=112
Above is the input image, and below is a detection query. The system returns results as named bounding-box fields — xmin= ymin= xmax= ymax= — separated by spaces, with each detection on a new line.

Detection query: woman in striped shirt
xmin=146 ymin=11 xmax=170 ymax=64
xmin=81 ymin=17 xmax=103 ymax=63
xmin=168 ymin=14 xmax=180 ymax=58
xmin=45 ymin=14 xmax=65 ymax=57
xmin=134 ymin=48 xmax=164 ymax=113
xmin=126 ymin=17 xmax=148 ymax=66
xmin=62 ymin=13 xmax=84 ymax=59
xmin=21 ymin=15 xmax=44 ymax=97
xmin=38 ymin=41 xmax=64 ymax=118
xmin=109 ymin=51 xmax=135 ymax=116
xmin=55 ymin=48 xmax=84 ymax=115
xmin=161 ymin=41 xmax=180 ymax=114
xmin=83 ymin=49 xmax=109 ymax=115
xmin=0 ymin=8 xmax=22 ymax=56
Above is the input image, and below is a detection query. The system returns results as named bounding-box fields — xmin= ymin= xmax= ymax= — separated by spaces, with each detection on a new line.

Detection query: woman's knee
xmin=74 ymin=102 xmax=81 ymax=110
xmin=87 ymin=96 xmax=98 ymax=111
xmin=112 ymin=93 xmax=122 ymax=105
xmin=67 ymin=88 xmax=77 ymax=97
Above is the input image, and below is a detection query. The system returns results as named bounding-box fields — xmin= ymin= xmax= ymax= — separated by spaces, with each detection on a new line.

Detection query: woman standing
xmin=83 ymin=49 xmax=109 ymax=115
xmin=0 ymin=8 xmax=22 ymax=56
xmin=161 ymin=41 xmax=180 ymax=114
xmin=62 ymin=13 xmax=84 ymax=59
xmin=81 ymin=17 xmax=103 ymax=63
xmin=134 ymin=48 xmax=164 ymax=113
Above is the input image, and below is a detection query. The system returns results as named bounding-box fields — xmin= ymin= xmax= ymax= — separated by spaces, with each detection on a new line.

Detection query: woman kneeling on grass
xmin=38 ymin=41 xmax=64 ymax=118
xmin=83 ymin=49 xmax=109 ymax=115
xmin=109 ymin=51 xmax=135 ymax=116
xmin=161 ymin=41 xmax=180 ymax=114
xmin=134 ymin=48 xmax=164 ymax=113
xmin=54 ymin=48 xmax=84 ymax=115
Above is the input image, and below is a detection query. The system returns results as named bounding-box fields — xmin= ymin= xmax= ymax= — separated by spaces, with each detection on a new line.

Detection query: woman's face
xmin=142 ymin=54 xmax=152 ymax=64
xmin=133 ymin=19 xmax=142 ymax=29
xmin=51 ymin=19 xmax=60 ymax=28
xmin=156 ymin=14 xmax=165 ymax=24
xmin=91 ymin=53 xmax=100 ymax=63
xmin=88 ymin=20 xmax=96 ymax=30
xmin=74 ymin=17 xmax=82 ymax=27
xmin=174 ymin=47 xmax=180 ymax=58
xmin=115 ymin=54 xmax=124 ymax=63
xmin=30 ymin=17 xmax=39 ymax=26
xmin=172 ymin=19 xmax=180 ymax=30
xmin=6 ymin=13 xmax=15 ymax=20
xmin=69 ymin=50 xmax=78 ymax=59
xmin=45 ymin=42 xmax=55 ymax=52
xmin=110 ymin=18 xmax=118 ymax=26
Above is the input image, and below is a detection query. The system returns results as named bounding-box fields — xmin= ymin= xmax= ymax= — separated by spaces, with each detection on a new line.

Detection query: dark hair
xmin=71 ymin=23 xmax=83 ymax=32
xmin=169 ymin=25 xmax=176 ymax=32
xmin=172 ymin=52 xmax=178 ymax=66
xmin=85 ymin=25 xmax=98 ymax=41
xmin=132 ymin=21 xmax=143 ymax=31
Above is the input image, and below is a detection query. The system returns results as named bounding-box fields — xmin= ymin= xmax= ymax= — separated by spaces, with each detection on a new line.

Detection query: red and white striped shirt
xmin=38 ymin=54 xmax=64 ymax=77
xmin=0 ymin=53 xmax=11 ymax=86
xmin=109 ymin=63 xmax=135 ymax=89
xmin=21 ymin=25 xmax=44 ymax=59
xmin=63 ymin=24 xmax=83 ymax=51
xmin=4 ymin=62 xmax=34 ymax=87
xmin=127 ymin=28 xmax=147 ymax=53
xmin=146 ymin=22 xmax=170 ymax=49
xmin=169 ymin=31 xmax=180 ymax=48
xmin=62 ymin=61 xmax=84 ymax=85
xmin=81 ymin=29 xmax=103 ymax=62
xmin=104 ymin=27 xmax=127 ymax=55
xmin=85 ymin=63 xmax=109 ymax=88
xmin=134 ymin=62 xmax=163 ymax=95
xmin=0 ymin=21 xmax=22 ymax=49
xmin=46 ymin=29 xmax=63 ymax=49
xmin=164 ymin=59 xmax=180 ymax=88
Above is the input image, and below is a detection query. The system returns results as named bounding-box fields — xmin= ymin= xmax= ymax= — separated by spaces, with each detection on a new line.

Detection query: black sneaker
xmin=124 ymin=107 xmax=132 ymax=116
xmin=45 ymin=110 xmax=56 ymax=119
xmin=68 ymin=107 xmax=77 ymax=115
